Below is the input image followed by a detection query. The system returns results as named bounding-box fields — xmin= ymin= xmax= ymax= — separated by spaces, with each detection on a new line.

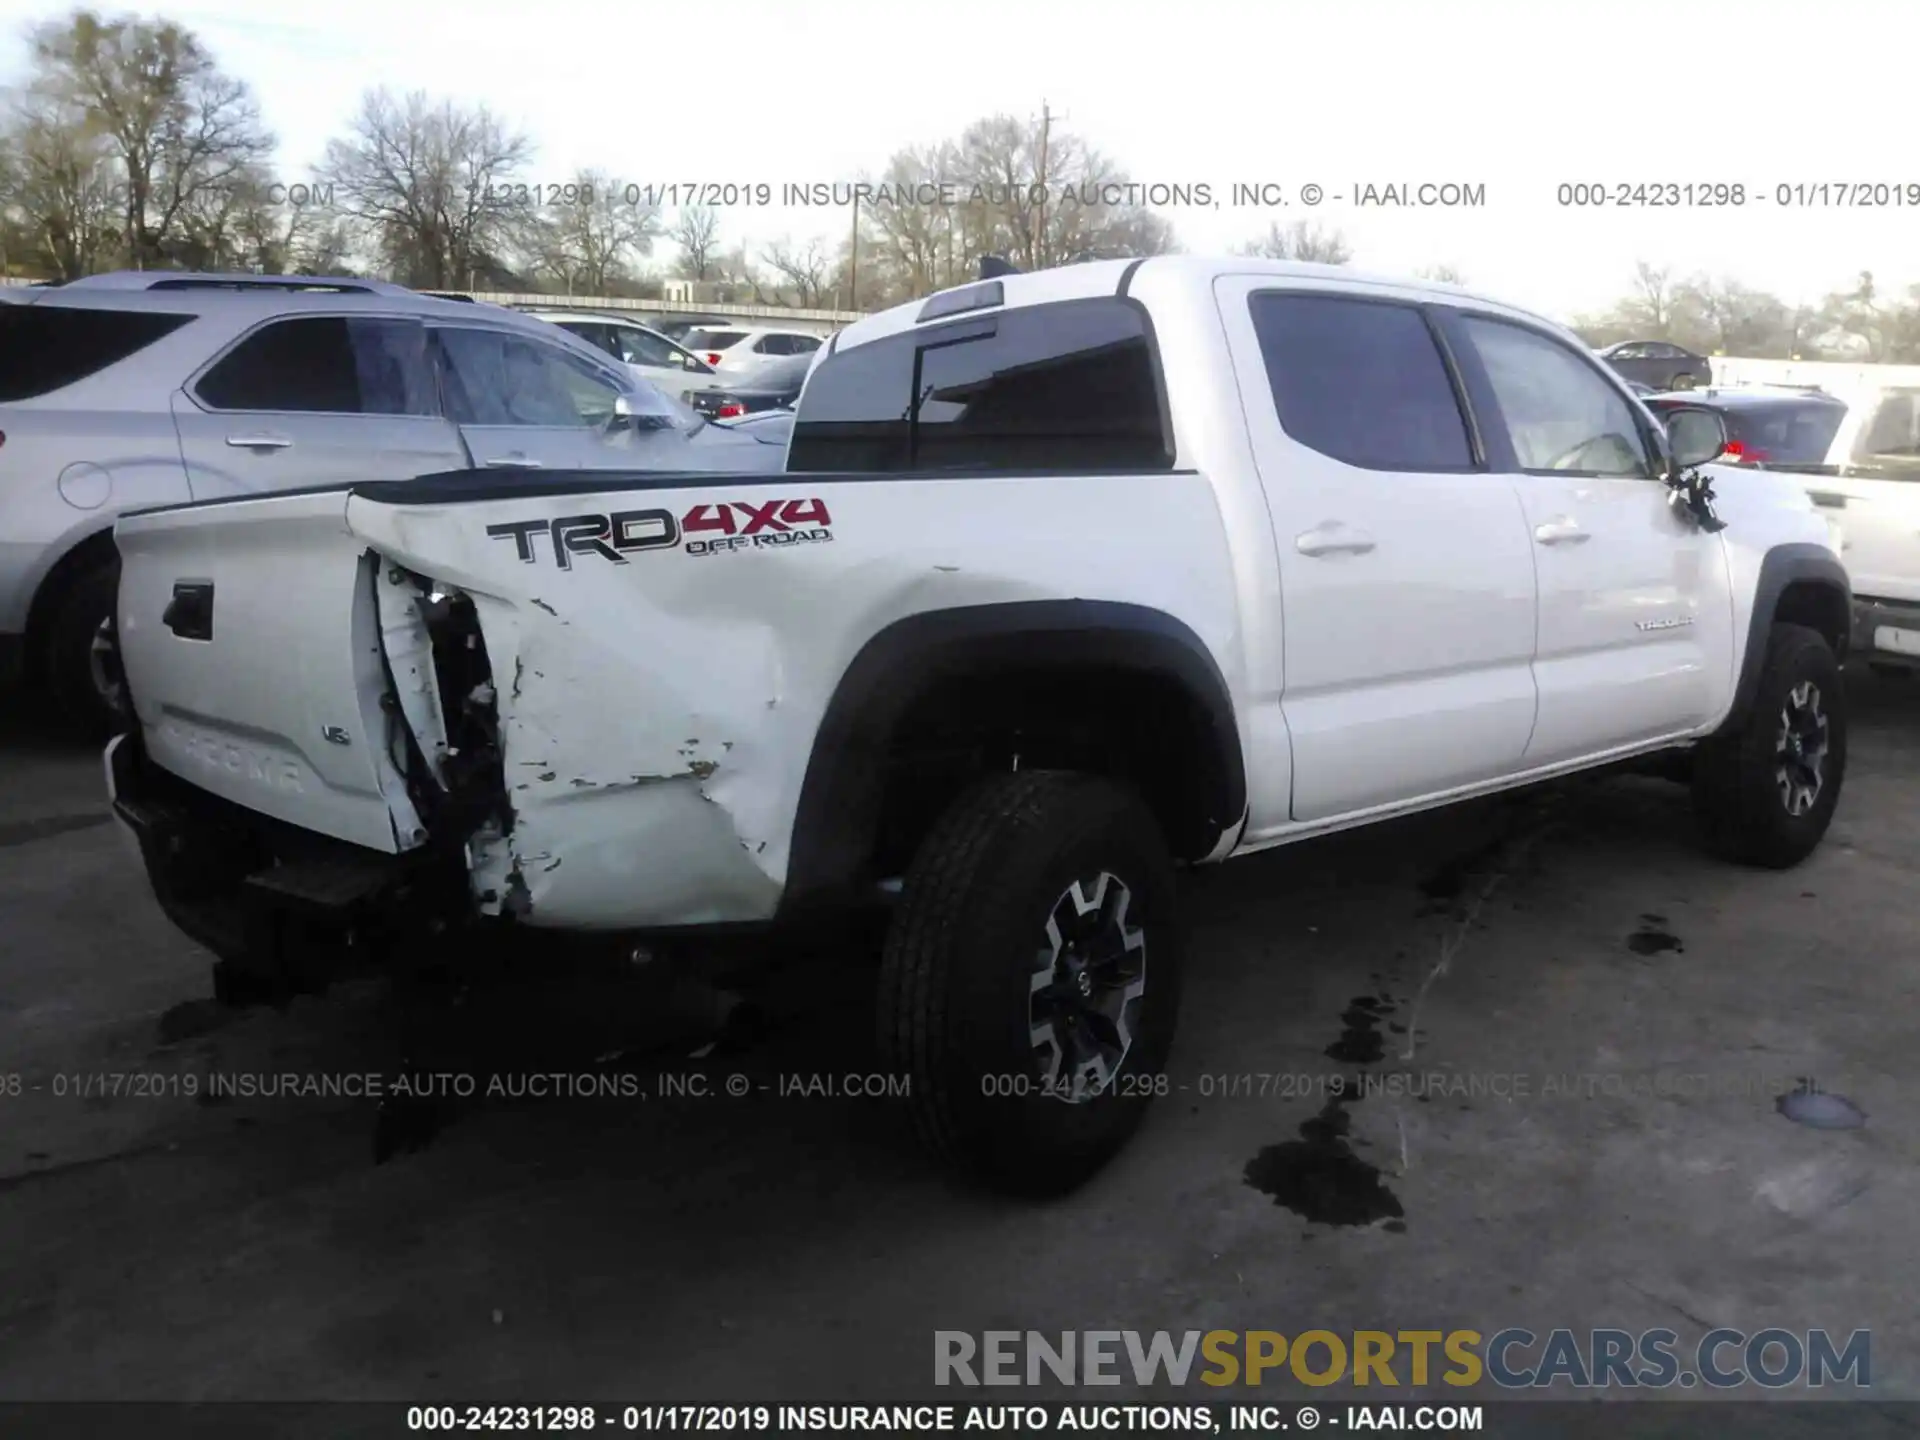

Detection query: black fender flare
xmin=779 ymin=600 xmax=1248 ymax=914
xmin=1721 ymin=543 xmax=1851 ymax=733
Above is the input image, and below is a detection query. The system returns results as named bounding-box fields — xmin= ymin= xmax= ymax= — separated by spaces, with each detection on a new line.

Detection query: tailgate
xmin=114 ymin=489 xmax=420 ymax=853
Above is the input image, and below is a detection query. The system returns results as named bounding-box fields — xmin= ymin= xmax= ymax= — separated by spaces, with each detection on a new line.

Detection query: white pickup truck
xmin=105 ymin=256 xmax=1852 ymax=1194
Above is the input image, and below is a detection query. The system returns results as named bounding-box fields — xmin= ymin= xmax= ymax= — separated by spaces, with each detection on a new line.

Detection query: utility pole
xmin=1036 ymin=99 xmax=1050 ymax=270
xmin=848 ymin=189 xmax=859 ymax=311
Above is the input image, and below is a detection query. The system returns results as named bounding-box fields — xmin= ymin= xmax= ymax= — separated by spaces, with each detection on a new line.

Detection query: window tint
xmin=754 ymin=334 xmax=789 ymax=355
xmin=685 ymin=329 xmax=747 ymax=351
xmin=1249 ymin=293 xmax=1471 ymax=471
xmin=1725 ymin=402 xmax=1846 ymax=465
xmin=788 ymin=296 xmax=1170 ymax=473
xmin=196 ymin=317 xmax=436 ymax=415
xmin=436 ymin=328 xmax=623 ymax=428
xmin=1850 ymin=390 xmax=1920 ymax=472
xmin=790 ymin=334 xmax=822 ymax=353
xmin=0 ymin=305 xmax=193 ymax=401
xmin=1463 ymin=317 xmax=1651 ymax=477
xmin=1609 ymin=342 xmax=1649 ymax=359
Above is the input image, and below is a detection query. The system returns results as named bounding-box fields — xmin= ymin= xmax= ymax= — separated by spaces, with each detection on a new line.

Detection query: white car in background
xmin=524 ymin=311 xmax=718 ymax=402
xmin=682 ymin=325 xmax=826 ymax=381
xmin=1799 ymin=384 xmax=1920 ymax=673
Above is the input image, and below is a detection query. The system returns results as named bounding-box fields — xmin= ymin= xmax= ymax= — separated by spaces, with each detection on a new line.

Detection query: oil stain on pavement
xmin=1627 ymin=914 xmax=1684 ymax=957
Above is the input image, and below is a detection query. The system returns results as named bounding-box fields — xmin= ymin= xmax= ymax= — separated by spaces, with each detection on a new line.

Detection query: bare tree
xmin=523 ymin=170 xmax=658 ymax=293
xmin=1 ymin=99 xmax=123 ymax=278
xmin=669 ymin=205 xmax=721 ymax=282
xmin=318 ymin=88 xmax=533 ymax=289
xmin=760 ymin=234 xmax=831 ymax=307
xmin=1674 ymin=274 xmax=1789 ymax=357
xmin=842 ymin=110 xmax=1177 ymax=307
xmin=1238 ymin=219 xmax=1352 ymax=264
xmin=1417 ymin=263 xmax=1466 ymax=285
xmin=1817 ymin=271 xmax=1899 ymax=360
xmin=1623 ymin=261 xmax=1683 ymax=335
xmin=29 ymin=9 xmax=274 ymax=269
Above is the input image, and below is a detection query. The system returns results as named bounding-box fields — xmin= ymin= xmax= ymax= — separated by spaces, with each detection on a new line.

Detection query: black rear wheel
xmin=41 ymin=559 xmax=121 ymax=738
xmin=877 ymin=770 xmax=1182 ymax=1195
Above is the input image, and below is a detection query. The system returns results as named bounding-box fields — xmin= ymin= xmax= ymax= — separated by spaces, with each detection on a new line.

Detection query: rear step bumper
xmin=107 ymin=731 xmax=463 ymax=1001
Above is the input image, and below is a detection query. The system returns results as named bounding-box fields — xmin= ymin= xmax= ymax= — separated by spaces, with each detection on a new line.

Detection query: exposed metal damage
xmin=374 ymin=552 xmax=786 ymax=930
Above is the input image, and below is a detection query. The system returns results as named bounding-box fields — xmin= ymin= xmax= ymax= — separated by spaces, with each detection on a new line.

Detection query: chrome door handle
xmin=1295 ymin=524 xmax=1376 ymax=557
xmin=225 ymin=433 xmax=292 ymax=450
xmin=1534 ymin=517 xmax=1589 ymax=545
xmin=483 ymin=454 xmax=544 ymax=468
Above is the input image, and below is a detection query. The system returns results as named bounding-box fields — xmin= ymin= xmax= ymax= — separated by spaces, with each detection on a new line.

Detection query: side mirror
xmin=608 ymin=393 xmax=635 ymax=429
xmin=1663 ymin=406 xmax=1728 ymax=470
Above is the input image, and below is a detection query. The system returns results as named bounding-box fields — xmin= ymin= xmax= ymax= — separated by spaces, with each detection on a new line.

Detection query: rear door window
xmin=195 ymin=317 xmax=437 ymax=415
xmin=0 ymin=304 xmax=194 ymax=401
xmin=1249 ymin=292 xmax=1473 ymax=471
xmin=1848 ymin=390 xmax=1920 ymax=476
xmin=788 ymin=296 xmax=1170 ymax=473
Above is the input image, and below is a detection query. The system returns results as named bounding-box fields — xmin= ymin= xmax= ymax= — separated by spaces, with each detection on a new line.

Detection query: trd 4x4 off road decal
xmin=485 ymin=498 xmax=834 ymax=568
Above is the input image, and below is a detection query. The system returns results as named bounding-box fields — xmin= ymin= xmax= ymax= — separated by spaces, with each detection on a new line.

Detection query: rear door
xmin=1217 ymin=280 xmax=1540 ymax=823
xmin=1446 ymin=312 xmax=1732 ymax=765
xmin=172 ymin=315 xmax=469 ymax=500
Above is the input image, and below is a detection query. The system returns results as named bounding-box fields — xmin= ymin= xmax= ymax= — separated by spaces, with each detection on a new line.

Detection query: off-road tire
xmin=41 ymin=559 xmax=120 ymax=737
xmin=877 ymin=770 xmax=1182 ymax=1196
xmin=1692 ymin=623 xmax=1846 ymax=868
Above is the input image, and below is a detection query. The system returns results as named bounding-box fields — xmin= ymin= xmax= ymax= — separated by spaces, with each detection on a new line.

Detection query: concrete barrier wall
xmin=1707 ymin=356 xmax=1920 ymax=393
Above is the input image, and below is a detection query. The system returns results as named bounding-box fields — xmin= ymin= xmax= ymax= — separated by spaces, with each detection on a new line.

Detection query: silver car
xmin=0 ymin=271 xmax=782 ymax=729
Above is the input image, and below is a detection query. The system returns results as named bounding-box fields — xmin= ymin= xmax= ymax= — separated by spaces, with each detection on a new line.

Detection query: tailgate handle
xmin=163 ymin=581 xmax=214 ymax=641
xmin=1809 ymin=491 xmax=1848 ymax=509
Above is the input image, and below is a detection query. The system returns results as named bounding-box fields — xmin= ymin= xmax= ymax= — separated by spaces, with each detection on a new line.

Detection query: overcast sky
xmin=3 ymin=0 xmax=1914 ymax=321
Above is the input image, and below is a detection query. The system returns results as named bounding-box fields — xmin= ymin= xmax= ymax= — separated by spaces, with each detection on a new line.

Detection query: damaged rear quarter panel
xmin=341 ymin=474 xmax=1239 ymax=929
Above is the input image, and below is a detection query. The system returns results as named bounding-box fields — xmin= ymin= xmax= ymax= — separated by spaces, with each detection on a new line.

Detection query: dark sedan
xmin=1643 ymin=387 xmax=1847 ymax=467
xmin=685 ymin=351 xmax=812 ymax=420
xmin=1599 ymin=339 xmax=1712 ymax=391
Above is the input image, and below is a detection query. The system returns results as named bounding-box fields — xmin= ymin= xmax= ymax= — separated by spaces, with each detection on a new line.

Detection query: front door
xmin=430 ymin=325 xmax=646 ymax=471
xmin=1443 ymin=312 xmax=1731 ymax=765
xmin=1217 ymin=279 xmax=1540 ymax=826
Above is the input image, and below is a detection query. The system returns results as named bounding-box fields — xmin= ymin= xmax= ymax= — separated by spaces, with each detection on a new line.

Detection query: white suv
xmin=0 ymin=272 xmax=782 ymax=728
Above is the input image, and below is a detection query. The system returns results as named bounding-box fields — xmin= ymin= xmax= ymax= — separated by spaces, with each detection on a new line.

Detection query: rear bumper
xmin=107 ymin=730 xmax=462 ymax=995
xmin=1852 ymin=595 xmax=1920 ymax=666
